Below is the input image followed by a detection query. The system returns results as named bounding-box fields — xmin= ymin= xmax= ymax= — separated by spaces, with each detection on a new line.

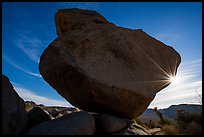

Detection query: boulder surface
xmin=26 ymin=111 xmax=96 ymax=135
xmin=39 ymin=8 xmax=181 ymax=119
xmin=94 ymin=113 xmax=131 ymax=134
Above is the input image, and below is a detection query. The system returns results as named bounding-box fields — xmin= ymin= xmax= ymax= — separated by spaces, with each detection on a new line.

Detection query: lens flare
xmin=170 ymin=76 xmax=180 ymax=84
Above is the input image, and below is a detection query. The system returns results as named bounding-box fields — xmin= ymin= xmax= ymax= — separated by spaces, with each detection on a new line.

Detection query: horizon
xmin=22 ymin=101 xmax=202 ymax=110
xmin=2 ymin=2 xmax=202 ymax=109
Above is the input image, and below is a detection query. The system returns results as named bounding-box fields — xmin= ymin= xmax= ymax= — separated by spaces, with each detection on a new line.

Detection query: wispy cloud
xmin=156 ymin=32 xmax=180 ymax=42
xmin=12 ymin=32 xmax=43 ymax=63
xmin=154 ymin=29 xmax=182 ymax=48
xmin=149 ymin=59 xmax=202 ymax=109
xmin=3 ymin=54 xmax=42 ymax=78
xmin=58 ymin=2 xmax=99 ymax=10
xmin=12 ymin=83 xmax=72 ymax=107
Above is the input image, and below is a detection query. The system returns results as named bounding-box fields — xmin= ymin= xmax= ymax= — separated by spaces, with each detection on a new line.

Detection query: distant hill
xmin=138 ymin=104 xmax=202 ymax=123
xmin=160 ymin=104 xmax=202 ymax=119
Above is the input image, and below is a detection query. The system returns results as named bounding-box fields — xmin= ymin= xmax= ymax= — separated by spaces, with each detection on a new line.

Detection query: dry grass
xmin=161 ymin=124 xmax=180 ymax=135
xmin=185 ymin=121 xmax=202 ymax=135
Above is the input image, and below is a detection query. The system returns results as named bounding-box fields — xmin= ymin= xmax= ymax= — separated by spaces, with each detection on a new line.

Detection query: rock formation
xmin=2 ymin=75 xmax=28 ymax=135
xmin=39 ymin=8 xmax=181 ymax=119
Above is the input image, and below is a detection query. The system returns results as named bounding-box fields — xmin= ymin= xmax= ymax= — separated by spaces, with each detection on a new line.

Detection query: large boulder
xmin=39 ymin=8 xmax=181 ymax=119
xmin=26 ymin=111 xmax=96 ymax=135
xmin=2 ymin=75 xmax=28 ymax=135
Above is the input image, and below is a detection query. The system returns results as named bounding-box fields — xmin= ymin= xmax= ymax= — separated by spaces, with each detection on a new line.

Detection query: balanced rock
xmin=2 ymin=75 xmax=28 ymax=135
xmin=39 ymin=8 xmax=181 ymax=119
xmin=26 ymin=111 xmax=96 ymax=135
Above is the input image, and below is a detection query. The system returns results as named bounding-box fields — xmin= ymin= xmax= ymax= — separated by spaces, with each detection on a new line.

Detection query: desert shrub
xmin=134 ymin=118 xmax=143 ymax=125
xmin=147 ymin=120 xmax=156 ymax=128
xmin=185 ymin=121 xmax=202 ymax=135
xmin=176 ymin=109 xmax=192 ymax=123
xmin=161 ymin=124 xmax=180 ymax=135
xmin=153 ymin=107 xmax=172 ymax=126
xmin=190 ymin=112 xmax=202 ymax=125
xmin=134 ymin=118 xmax=156 ymax=129
xmin=159 ymin=118 xmax=172 ymax=126
xmin=175 ymin=110 xmax=202 ymax=135
xmin=134 ymin=118 xmax=148 ymax=128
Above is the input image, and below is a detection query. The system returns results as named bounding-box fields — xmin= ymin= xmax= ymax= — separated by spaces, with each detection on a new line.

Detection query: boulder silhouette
xmin=2 ymin=75 xmax=28 ymax=135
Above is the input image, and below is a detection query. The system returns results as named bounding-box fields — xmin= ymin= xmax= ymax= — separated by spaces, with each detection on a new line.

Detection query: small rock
xmin=37 ymin=104 xmax=45 ymax=107
xmin=49 ymin=109 xmax=60 ymax=117
xmin=60 ymin=107 xmax=80 ymax=115
xmin=94 ymin=113 xmax=131 ymax=134
xmin=149 ymin=128 xmax=162 ymax=135
xmin=55 ymin=113 xmax=64 ymax=118
xmin=25 ymin=101 xmax=37 ymax=112
xmin=59 ymin=110 xmax=72 ymax=115
xmin=125 ymin=122 xmax=151 ymax=135
xmin=26 ymin=111 xmax=96 ymax=135
xmin=2 ymin=75 xmax=28 ymax=135
xmin=26 ymin=106 xmax=52 ymax=129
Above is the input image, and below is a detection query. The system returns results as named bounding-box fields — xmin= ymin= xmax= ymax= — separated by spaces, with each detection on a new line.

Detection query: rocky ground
xmin=22 ymin=101 xmax=164 ymax=135
xmin=24 ymin=102 xmax=166 ymax=135
xmin=2 ymin=74 xmax=166 ymax=135
xmin=24 ymin=102 xmax=165 ymax=135
xmin=3 ymin=74 xmax=201 ymax=135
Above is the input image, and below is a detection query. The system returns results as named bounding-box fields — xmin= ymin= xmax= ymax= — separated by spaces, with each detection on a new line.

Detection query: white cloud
xmin=149 ymin=59 xmax=202 ymax=109
xmin=12 ymin=83 xmax=72 ymax=107
xmin=13 ymin=33 xmax=43 ymax=63
xmin=3 ymin=54 xmax=42 ymax=78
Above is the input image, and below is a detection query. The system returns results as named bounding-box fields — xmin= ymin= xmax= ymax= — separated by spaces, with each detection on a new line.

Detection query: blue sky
xmin=2 ymin=2 xmax=202 ymax=109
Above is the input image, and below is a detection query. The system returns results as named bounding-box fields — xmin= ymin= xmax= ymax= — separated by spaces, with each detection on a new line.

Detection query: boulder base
xmin=26 ymin=111 xmax=96 ymax=135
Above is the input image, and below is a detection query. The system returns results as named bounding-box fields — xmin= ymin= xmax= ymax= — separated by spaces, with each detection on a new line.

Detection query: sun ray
xmin=131 ymin=40 xmax=171 ymax=78
xmin=166 ymin=61 xmax=173 ymax=78
xmin=120 ymin=79 xmax=170 ymax=85
xmin=173 ymin=55 xmax=179 ymax=76
xmin=153 ymin=80 xmax=171 ymax=92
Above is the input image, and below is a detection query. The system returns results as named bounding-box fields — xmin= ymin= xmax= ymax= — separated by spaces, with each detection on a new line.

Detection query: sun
xmin=169 ymin=76 xmax=180 ymax=84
